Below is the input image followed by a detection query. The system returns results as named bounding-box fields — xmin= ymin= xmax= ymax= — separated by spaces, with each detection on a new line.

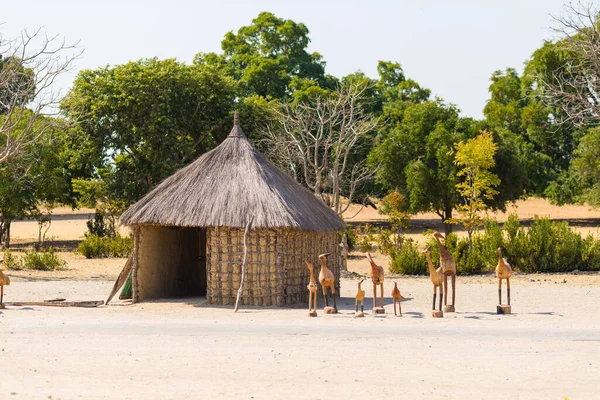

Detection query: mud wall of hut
xmin=135 ymin=226 xmax=206 ymax=300
xmin=206 ymin=227 xmax=340 ymax=306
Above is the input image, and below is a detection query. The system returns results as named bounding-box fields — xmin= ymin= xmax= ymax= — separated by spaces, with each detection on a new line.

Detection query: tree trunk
xmin=5 ymin=220 xmax=11 ymax=249
xmin=443 ymin=204 xmax=453 ymax=236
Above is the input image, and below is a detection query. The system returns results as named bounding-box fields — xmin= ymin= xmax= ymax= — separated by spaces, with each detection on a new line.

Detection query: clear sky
xmin=2 ymin=0 xmax=568 ymax=118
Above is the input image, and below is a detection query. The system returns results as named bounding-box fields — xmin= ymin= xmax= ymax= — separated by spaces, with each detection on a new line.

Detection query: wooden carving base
xmin=324 ymin=306 xmax=338 ymax=314
xmin=308 ymin=311 xmax=317 ymax=317
xmin=372 ymin=307 xmax=385 ymax=314
xmin=443 ymin=305 xmax=455 ymax=312
xmin=0 ymin=304 xmax=5 ymax=309
xmin=497 ymin=304 xmax=512 ymax=314
xmin=355 ymin=311 xmax=365 ymax=318
xmin=432 ymin=310 xmax=443 ymax=318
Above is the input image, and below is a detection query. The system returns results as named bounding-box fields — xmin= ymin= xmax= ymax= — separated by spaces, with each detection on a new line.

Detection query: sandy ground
xmin=2 ymin=276 xmax=600 ymax=400
xmin=1 ymin=198 xmax=600 ymax=399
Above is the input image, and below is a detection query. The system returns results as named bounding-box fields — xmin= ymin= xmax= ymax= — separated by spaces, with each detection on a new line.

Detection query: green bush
xmin=355 ymin=224 xmax=375 ymax=253
xmin=375 ymin=228 xmax=394 ymax=255
xmin=389 ymin=239 xmax=428 ymax=275
xmin=78 ymin=234 xmax=133 ymax=258
xmin=3 ymin=247 xmax=66 ymax=271
xmin=3 ymin=250 xmax=22 ymax=270
xmin=341 ymin=227 xmax=356 ymax=251
xmin=390 ymin=213 xmax=600 ymax=275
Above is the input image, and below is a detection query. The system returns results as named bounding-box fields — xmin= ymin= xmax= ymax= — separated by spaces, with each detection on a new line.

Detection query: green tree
xmin=449 ymin=130 xmax=500 ymax=249
xmin=217 ymin=12 xmax=335 ymax=100
xmin=483 ymin=67 xmax=566 ymax=196
xmin=61 ymin=58 xmax=237 ymax=206
xmin=565 ymin=127 xmax=600 ymax=207
xmin=0 ymin=113 xmax=71 ymax=247
xmin=369 ymin=100 xmax=463 ymax=234
xmin=378 ymin=191 xmax=411 ymax=253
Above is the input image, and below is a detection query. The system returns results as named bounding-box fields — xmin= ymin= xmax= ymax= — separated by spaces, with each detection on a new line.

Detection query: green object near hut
xmin=119 ymin=271 xmax=132 ymax=300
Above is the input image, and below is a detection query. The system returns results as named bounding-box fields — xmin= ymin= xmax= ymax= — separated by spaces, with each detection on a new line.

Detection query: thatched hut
xmin=120 ymin=113 xmax=345 ymax=306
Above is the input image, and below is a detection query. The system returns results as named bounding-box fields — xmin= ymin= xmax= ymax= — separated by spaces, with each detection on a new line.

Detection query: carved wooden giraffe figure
xmin=391 ymin=282 xmax=402 ymax=316
xmin=0 ymin=265 xmax=10 ymax=309
xmin=355 ymin=279 xmax=366 ymax=317
xmin=366 ymin=252 xmax=384 ymax=312
xmin=318 ymin=252 xmax=337 ymax=313
xmin=496 ymin=247 xmax=513 ymax=306
xmin=305 ymin=261 xmax=318 ymax=317
xmin=424 ymin=246 xmax=444 ymax=317
xmin=433 ymin=232 xmax=457 ymax=311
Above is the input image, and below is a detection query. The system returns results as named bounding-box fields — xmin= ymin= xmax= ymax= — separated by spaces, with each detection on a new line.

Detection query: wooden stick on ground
xmin=106 ymin=253 xmax=133 ymax=305
xmin=234 ymin=216 xmax=254 ymax=313
xmin=5 ymin=300 xmax=104 ymax=308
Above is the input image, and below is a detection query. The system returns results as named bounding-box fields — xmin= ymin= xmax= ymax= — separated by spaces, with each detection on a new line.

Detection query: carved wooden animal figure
xmin=0 ymin=266 xmax=10 ymax=309
xmin=391 ymin=282 xmax=402 ymax=316
xmin=318 ymin=252 xmax=337 ymax=311
xmin=305 ymin=261 xmax=319 ymax=316
xmin=424 ymin=246 xmax=444 ymax=312
xmin=433 ymin=232 xmax=457 ymax=310
xmin=355 ymin=279 xmax=366 ymax=314
xmin=366 ymin=252 xmax=385 ymax=310
xmin=496 ymin=247 xmax=513 ymax=305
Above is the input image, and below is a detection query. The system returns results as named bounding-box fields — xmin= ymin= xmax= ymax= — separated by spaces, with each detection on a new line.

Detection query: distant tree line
xmin=3 ymin=5 xmax=600 ymax=247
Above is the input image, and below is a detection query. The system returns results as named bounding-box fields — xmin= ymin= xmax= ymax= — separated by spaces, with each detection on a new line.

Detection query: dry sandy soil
xmin=1 ymin=198 xmax=600 ymax=399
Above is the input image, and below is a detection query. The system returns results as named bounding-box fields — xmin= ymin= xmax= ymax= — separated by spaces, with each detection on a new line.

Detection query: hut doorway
xmin=174 ymin=227 xmax=207 ymax=297
xmin=136 ymin=226 xmax=207 ymax=299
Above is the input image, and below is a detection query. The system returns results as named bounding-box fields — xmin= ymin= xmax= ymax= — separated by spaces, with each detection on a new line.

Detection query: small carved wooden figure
xmin=0 ymin=267 xmax=10 ymax=309
xmin=424 ymin=246 xmax=444 ymax=317
xmin=318 ymin=252 xmax=337 ymax=313
xmin=496 ymin=247 xmax=513 ymax=314
xmin=305 ymin=261 xmax=319 ymax=317
xmin=433 ymin=232 xmax=457 ymax=312
xmin=391 ymin=282 xmax=402 ymax=316
xmin=366 ymin=252 xmax=385 ymax=313
xmin=355 ymin=278 xmax=366 ymax=317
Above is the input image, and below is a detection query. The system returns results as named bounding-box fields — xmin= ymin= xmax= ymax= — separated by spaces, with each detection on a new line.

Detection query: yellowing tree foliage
xmin=449 ymin=130 xmax=500 ymax=249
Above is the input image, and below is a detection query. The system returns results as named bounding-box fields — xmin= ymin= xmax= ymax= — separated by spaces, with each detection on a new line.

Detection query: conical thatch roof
xmin=120 ymin=113 xmax=345 ymax=232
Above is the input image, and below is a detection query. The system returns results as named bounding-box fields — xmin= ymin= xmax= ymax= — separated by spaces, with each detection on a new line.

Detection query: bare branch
xmin=260 ymin=81 xmax=379 ymax=216
xmin=0 ymin=27 xmax=82 ymax=163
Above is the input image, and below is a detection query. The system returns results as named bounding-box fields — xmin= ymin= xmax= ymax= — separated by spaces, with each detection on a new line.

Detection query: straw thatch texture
xmin=120 ymin=119 xmax=345 ymax=232
xmin=206 ymin=227 xmax=339 ymax=306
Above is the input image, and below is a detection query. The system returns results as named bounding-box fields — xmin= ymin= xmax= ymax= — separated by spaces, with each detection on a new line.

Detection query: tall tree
xmin=369 ymin=99 xmax=463 ymax=233
xmin=449 ymin=130 xmax=500 ymax=249
xmin=261 ymin=80 xmax=379 ymax=215
xmin=0 ymin=113 xmax=71 ymax=247
xmin=61 ymin=58 xmax=237 ymax=205
xmin=534 ymin=2 xmax=600 ymax=127
xmin=0 ymin=27 xmax=79 ymax=164
xmin=217 ymin=12 xmax=336 ymax=99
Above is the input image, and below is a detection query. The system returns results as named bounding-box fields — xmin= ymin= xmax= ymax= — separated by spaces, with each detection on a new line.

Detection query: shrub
xmin=78 ymin=234 xmax=133 ymax=258
xmin=389 ymin=239 xmax=428 ymax=275
xmin=3 ymin=250 xmax=22 ymax=270
xmin=388 ymin=212 xmax=600 ymax=275
xmin=355 ymin=224 xmax=375 ymax=253
xmin=341 ymin=226 xmax=356 ymax=251
xmin=375 ymin=228 xmax=394 ymax=255
xmin=86 ymin=211 xmax=111 ymax=237
xmin=3 ymin=247 xmax=66 ymax=271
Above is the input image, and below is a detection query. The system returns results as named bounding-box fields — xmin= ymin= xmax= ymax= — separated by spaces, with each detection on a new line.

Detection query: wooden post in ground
xmin=235 ymin=217 xmax=253 ymax=313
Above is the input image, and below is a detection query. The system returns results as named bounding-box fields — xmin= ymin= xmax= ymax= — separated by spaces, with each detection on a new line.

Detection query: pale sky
xmin=2 ymin=0 xmax=568 ymax=118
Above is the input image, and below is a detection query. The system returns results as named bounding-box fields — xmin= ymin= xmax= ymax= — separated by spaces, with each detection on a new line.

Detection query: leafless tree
xmin=538 ymin=1 xmax=600 ymax=126
xmin=0 ymin=27 xmax=81 ymax=163
xmin=262 ymin=81 xmax=379 ymax=216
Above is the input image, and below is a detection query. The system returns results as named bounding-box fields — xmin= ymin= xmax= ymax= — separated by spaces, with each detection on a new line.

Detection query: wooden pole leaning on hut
xmin=234 ymin=216 xmax=254 ymax=313
xmin=106 ymin=253 xmax=133 ymax=305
